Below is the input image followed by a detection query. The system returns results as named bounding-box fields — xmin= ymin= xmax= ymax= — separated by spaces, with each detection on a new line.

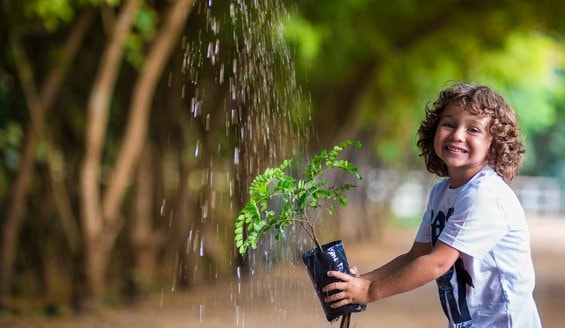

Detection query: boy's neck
xmin=448 ymin=165 xmax=489 ymax=188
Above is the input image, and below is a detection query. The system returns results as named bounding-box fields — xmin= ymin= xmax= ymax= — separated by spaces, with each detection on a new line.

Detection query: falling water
xmin=166 ymin=0 xmax=320 ymax=326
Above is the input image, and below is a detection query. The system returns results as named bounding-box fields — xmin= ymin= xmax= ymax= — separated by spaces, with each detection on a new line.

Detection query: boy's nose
xmin=450 ymin=127 xmax=465 ymax=141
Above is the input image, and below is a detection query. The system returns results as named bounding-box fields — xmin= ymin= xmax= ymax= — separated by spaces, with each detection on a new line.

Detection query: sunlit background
xmin=1 ymin=0 xmax=564 ymax=327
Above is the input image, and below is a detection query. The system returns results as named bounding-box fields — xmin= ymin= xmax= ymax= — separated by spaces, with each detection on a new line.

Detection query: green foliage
xmin=0 ymin=122 xmax=23 ymax=170
xmin=24 ymin=0 xmax=75 ymax=31
xmin=471 ymin=32 xmax=564 ymax=134
xmin=125 ymin=4 xmax=158 ymax=68
xmin=282 ymin=14 xmax=322 ymax=70
xmin=23 ymin=0 xmax=121 ymax=31
xmin=234 ymin=140 xmax=363 ymax=255
xmin=23 ymin=0 xmax=158 ymax=68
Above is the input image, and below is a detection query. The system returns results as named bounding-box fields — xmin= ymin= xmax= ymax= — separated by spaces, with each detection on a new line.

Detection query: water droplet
xmin=202 ymin=200 xmax=208 ymax=220
xmin=230 ymin=3 xmax=235 ymax=19
xmin=192 ymin=230 xmax=199 ymax=253
xmin=233 ymin=147 xmax=239 ymax=165
xmin=200 ymin=304 xmax=205 ymax=323
xmin=216 ymin=64 xmax=223 ymax=85
xmin=160 ymin=199 xmax=166 ymax=216
xmin=191 ymin=93 xmax=203 ymax=117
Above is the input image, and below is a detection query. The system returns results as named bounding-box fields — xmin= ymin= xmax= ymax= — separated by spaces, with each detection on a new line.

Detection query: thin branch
xmin=300 ymin=212 xmax=322 ymax=252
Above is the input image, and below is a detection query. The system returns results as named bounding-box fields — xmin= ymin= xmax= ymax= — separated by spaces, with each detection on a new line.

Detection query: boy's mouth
xmin=445 ymin=145 xmax=467 ymax=153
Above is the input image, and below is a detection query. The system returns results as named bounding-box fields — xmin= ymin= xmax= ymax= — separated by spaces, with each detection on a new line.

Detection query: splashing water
xmin=182 ymin=0 xmax=310 ymax=174
xmin=167 ymin=0 xmax=320 ymax=325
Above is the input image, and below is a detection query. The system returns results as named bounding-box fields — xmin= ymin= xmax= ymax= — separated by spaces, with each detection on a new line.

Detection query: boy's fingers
xmin=323 ymin=291 xmax=338 ymax=303
xmin=330 ymin=299 xmax=351 ymax=308
xmin=327 ymin=270 xmax=351 ymax=281
xmin=324 ymin=290 xmax=349 ymax=304
xmin=349 ymin=266 xmax=360 ymax=277
xmin=322 ymin=281 xmax=341 ymax=293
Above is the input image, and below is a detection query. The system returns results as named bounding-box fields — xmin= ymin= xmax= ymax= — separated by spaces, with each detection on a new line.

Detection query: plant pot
xmin=301 ymin=240 xmax=366 ymax=322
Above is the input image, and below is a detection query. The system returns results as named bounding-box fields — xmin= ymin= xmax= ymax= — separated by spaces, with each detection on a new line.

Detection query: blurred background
xmin=1 ymin=0 xmax=564 ymax=326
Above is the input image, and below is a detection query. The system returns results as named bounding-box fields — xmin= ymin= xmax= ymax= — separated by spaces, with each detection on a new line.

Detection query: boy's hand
xmin=322 ymin=270 xmax=371 ymax=308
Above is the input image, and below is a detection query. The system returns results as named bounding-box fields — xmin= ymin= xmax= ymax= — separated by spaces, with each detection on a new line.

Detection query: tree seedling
xmin=234 ymin=140 xmax=363 ymax=255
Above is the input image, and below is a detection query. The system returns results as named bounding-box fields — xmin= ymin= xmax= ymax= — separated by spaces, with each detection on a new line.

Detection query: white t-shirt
xmin=415 ymin=166 xmax=541 ymax=327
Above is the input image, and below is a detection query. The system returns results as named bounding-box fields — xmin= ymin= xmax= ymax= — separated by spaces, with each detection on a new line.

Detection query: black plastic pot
xmin=301 ymin=240 xmax=366 ymax=322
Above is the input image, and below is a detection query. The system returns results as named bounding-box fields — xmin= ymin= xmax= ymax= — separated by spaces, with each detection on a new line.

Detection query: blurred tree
xmin=78 ymin=0 xmax=195 ymax=311
xmin=78 ymin=0 xmax=144 ymax=311
xmin=0 ymin=1 xmax=96 ymax=309
xmin=0 ymin=0 xmax=194 ymax=311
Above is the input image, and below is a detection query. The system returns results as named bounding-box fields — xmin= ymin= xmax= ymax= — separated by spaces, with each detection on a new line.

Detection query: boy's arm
xmin=323 ymin=241 xmax=460 ymax=307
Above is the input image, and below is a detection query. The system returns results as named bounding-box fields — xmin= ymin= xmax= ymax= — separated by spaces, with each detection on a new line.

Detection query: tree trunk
xmin=78 ymin=0 xmax=193 ymax=310
xmin=128 ymin=146 xmax=163 ymax=297
xmin=102 ymin=0 xmax=195 ymax=221
xmin=0 ymin=8 xmax=94 ymax=310
xmin=115 ymin=0 xmax=194 ymax=295
xmin=45 ymin=139 xmax=82 ymax=254
xmin=79 ymin=0 xmax=142 ymax=311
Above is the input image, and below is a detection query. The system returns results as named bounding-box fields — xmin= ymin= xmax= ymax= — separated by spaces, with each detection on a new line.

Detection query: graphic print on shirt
xmin=431 ymin=208 xmax=473 ymax=326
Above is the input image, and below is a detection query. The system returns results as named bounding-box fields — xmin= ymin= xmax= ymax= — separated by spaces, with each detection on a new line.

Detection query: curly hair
xmin=417 ymin=82 xmax=525 ymax=182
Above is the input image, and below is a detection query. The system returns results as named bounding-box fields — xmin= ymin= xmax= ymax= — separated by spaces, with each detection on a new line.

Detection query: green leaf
xmin=233 ymin=141 xmax=363 ymax=255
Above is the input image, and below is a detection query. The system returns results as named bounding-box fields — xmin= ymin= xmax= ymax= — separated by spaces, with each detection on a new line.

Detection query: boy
xmin=323 ymin=83 xmax=542 ymax=327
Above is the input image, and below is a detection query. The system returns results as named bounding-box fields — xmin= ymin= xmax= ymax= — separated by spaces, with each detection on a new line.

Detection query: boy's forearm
xmin=365 ymin=242 xmax=458 ymax=302
xmin=366 ymin=254 xmax=442 ymax=302
xmin=361 ymin=252 xmax=414 ymax=281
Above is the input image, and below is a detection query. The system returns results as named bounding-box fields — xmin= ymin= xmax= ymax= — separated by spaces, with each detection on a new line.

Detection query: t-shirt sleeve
xmin=438 ymin=187 xmax=509 ymax=259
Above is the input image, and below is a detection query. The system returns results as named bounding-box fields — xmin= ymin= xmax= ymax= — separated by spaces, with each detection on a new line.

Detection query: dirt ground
xmin=1 ymin=217 xmax=564 ymax=328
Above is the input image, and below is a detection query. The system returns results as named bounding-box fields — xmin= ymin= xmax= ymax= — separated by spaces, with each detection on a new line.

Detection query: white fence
xmin=512 ymin=176 xmax=563 ymax=217
xmin=364 ymin=169 xmax=565 ymax=219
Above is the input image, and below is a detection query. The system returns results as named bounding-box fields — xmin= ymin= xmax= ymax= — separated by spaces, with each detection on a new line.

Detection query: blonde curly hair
xmin=417 ymin=82 xmax=525 ymax=182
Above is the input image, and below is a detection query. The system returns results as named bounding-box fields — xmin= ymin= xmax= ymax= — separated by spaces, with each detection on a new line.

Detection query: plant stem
xmin=340 ymin=313 xmax=351 ymax=328
xmin=310 ymin=225 xmax=323 ymax=253
xmin=300 ymin=215 xmax=323 ymax=253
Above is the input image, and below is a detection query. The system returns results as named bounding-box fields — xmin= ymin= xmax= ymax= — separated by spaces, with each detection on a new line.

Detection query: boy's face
xmin=434 ymin=103 xmax=493 ymax=187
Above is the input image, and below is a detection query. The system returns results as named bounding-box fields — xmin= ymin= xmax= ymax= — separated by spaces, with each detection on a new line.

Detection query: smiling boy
xmin=323 ymin=83 xmax=542 ymax=327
